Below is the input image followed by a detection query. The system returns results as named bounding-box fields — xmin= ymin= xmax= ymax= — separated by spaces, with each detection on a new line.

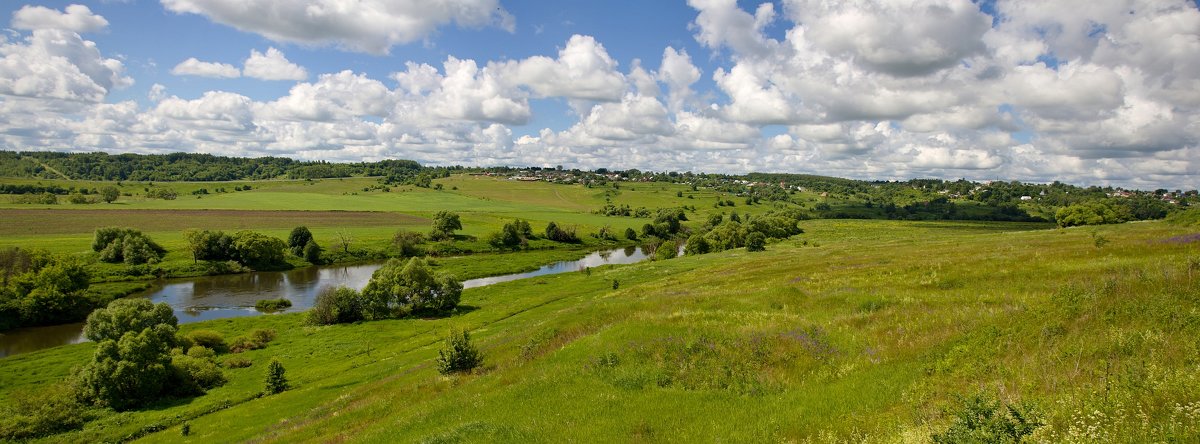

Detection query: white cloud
xmin=0 ymin=29 xmax=131 ymax=102
xmin=495 ymin=35 xmax=626 ymax=102
xmin=11 ymin=4 xmax=109 ymax=33
xmin=160 ymin=0 xmax=515 ymax=55
xmin=422 ymin=57 xmax=530 ymax=125
xmin=687 ymin=0 xmax=778 ymax=57
xmin=148 ymin=83 xmax=167 ymax=102
xmin=658 ymin=47 xmax=700 ymax=112
xmin=243 ymin=47 xmax=307 ymax=81
xmin=266 ymin=70 xmax=392 ymax=122
xmin=171 ymin=57 xmax=240 ymax=78
xmin=789 ymin=0 xmax=991 ymax=77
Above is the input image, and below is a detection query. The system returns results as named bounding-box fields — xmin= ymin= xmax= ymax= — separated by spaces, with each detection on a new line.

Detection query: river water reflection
xmin=1 ymin=246 xmax=651 ymax=358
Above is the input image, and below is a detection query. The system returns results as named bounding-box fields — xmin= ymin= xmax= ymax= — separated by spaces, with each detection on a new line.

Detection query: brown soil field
xmin=0 ymin=209 xmax=426 ymax=236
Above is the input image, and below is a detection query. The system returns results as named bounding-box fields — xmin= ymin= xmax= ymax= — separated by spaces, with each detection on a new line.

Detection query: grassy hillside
xmin=3 ymin=219 xmax=1197 ymax=442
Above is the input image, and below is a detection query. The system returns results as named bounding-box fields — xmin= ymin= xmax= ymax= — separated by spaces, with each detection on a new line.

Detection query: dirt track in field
xmin=0 ymin=209 xmax=426 ymax=236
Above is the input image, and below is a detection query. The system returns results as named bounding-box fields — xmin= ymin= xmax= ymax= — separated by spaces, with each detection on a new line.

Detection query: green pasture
xmin=2 ymin=219 xmax=1197 ymax=442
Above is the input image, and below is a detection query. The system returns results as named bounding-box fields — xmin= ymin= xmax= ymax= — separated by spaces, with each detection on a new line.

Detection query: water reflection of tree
xmin=624 ymin=246 xmax=637 ymax=257
xmin=192 ymin=272 xmax=286 ymax=300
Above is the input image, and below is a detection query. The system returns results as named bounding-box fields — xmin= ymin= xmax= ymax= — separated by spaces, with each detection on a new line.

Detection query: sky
xmin=0 ymin=1 xmax=1198 ymax=190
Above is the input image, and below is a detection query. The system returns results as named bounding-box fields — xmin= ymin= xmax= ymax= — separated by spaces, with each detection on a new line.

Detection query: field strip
xmin=0 ymin=208 xmax=427 ymax=236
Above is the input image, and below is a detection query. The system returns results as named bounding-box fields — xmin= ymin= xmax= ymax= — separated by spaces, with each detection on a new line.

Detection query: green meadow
xmin=1 ymin=215 xmax=1197 ymax=442
xmin=1 ymin=174 xmax=1197 ymax=442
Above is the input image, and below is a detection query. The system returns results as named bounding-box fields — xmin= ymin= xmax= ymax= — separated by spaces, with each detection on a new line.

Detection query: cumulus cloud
xmin=171 ymin=57 xmax=240 ymax=78
xmin=243 ymin=47 xmax=307 ymax=81
xmin=11 ymin=4 xmax=108 ymax=33
xmin=266 ymin=70 xmax=391 ymax=121
xmin=790 ymin=0 xmax=991 ymax=77
xmin=160 ymin=0 xmax=515 ymax=54
xmin=658 ymin=47 xmax=700 ymax=112
xmin=495 ymin=35 xmax=626 ymax=102
xmin=0 ymin=29 xmax=131 ymax=102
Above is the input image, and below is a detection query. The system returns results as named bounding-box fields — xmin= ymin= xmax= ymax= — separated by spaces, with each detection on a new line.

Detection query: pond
xmin=0 ymin=245 xmax=654 ymax=358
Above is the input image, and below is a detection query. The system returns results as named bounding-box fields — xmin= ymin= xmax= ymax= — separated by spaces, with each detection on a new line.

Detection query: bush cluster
xmin=183 ymin=229 xmax=288 ymax=269
xmin=92 ymin=227 xmax=166 ymax=265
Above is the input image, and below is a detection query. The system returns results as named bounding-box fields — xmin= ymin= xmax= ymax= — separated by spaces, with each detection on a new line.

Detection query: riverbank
xmin=0 ymin=243 xmax=644 ymax=357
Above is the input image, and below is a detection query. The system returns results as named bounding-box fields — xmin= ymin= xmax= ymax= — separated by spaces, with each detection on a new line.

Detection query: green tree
xmin=83 ymin=299 xmax=176 ymax=342
xmin=489 ymin=220 xmax=525 ymax=249
xmin=307 ymin=286 xmax=364 ymax=325
xmin=231 ymin=231 xmax=287 ymax=269
xmin=100 ymin=186 xmax=119 ymax=203
xmin=436 ymin=328 xmax=482 ymax=375
xmin=1055 ymin=201 xmax=1133 ymax=227
xmin=624 ymin=227 xmax=638 ymax=240
xmin=183 ymin=229 xmax=234 ymax=263
xmin=391 ymin=230 xmax=426 ymax=257
xmin=684 ymin=234 xmax=710 ymax=255
xmin=430 ymin=211 xmax=462 ymax=241
xmin=77 ymin=300 xmax=181 ymax=410
xmin=746 ymin=232 xmax=766 ymax=252
xmin=287 ymin=226 xmax=313 ymax=256
xmin=655 ymin=240 xmax=678 ymax=261
xmin=302 ymin=240 xmax=322 ymax=264
xmin=361 ymin=258 xmax=462 ymax=319
xmin=263 ymin=358 xmax=288 ymax=394
xmin=92 ymin=227 xmax=165 ymax=265
xmin=545 ymin=221 xmax=579 ymax=243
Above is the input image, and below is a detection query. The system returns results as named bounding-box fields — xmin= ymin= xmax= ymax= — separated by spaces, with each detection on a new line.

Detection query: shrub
xmin=229 ymin=328 xmax=276 ymax=353
xmin=145 ymin=188 xmax=178 ymax=200
xmin=92 ymin=227 xmax=166 ymax=265
xmin=1055 ymin=200 xmax=1132 ymax=227
xmin=84 ymin=299 xmax=176 ymax=342
xmin=287 ymin=226 xmax=313 ymax=256
xmin=254 ymin=298 xmax=293 ymax=312
xmin=545 ymin=221 xmax=579 ymax=243
xmin=655 ymin=240 xmax=678 ymax=261
xmin=169 ymin=353 xmax=227 ymax=396
xmin=186 ymin=345 xmax=216 ymax=359
xmin=185 ymin=330 xmax=227 ymax=353
xmin=594 ymin=225 xmax=617 ymax=241
xmin=303 ymin=240 xmax=322 ymax=264
xmin=489 ymin=220 xmax=527 ymax=250
xmin=263 ymin=358 xmax=288 ymax=394
xmin=0 ymin=383 xmax=89 ymax=441
xmin=183 ymin=229 xmax=236 ymax=263
xmin=624 ymin=227 xmax=638 ymax=240
xmin=77 ymin=323 xmax=178 ymax=410
xmin=684 ymin=234 xmax=710 ymax=255
xmin=430 ymin=211 xmax=462 ymax=241
xmin=307 ymin=286 xmax=364 ymax=325
xmin=931 ymin=394 xmax=1043 ymax=444
xmin=391 ymin=230 xmax=426 ymax=257
xmin=436 ymin=328 xmax=482 ymax=375
xmin=746 ymin=232 xmax=766 ymax=252
xmin=100 ymin=186 xmax=119 ymax=203
xmin=231 ymin=231 xmax=287 ymax=269
xmin=223 ymin=356 xmax=252 ymax=368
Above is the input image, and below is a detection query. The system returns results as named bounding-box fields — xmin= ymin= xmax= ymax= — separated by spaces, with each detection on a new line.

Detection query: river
xmin=0 ymin=246 xmax=653 ymax=358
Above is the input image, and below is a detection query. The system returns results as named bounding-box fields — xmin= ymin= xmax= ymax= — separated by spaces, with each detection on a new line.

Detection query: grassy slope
xmin=3 ymin=219 xmax=1197 ymax=442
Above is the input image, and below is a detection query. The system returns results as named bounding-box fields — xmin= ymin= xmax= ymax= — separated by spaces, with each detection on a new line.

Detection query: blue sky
xmin=1 ymin=1 xmax=1198 ymax=189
